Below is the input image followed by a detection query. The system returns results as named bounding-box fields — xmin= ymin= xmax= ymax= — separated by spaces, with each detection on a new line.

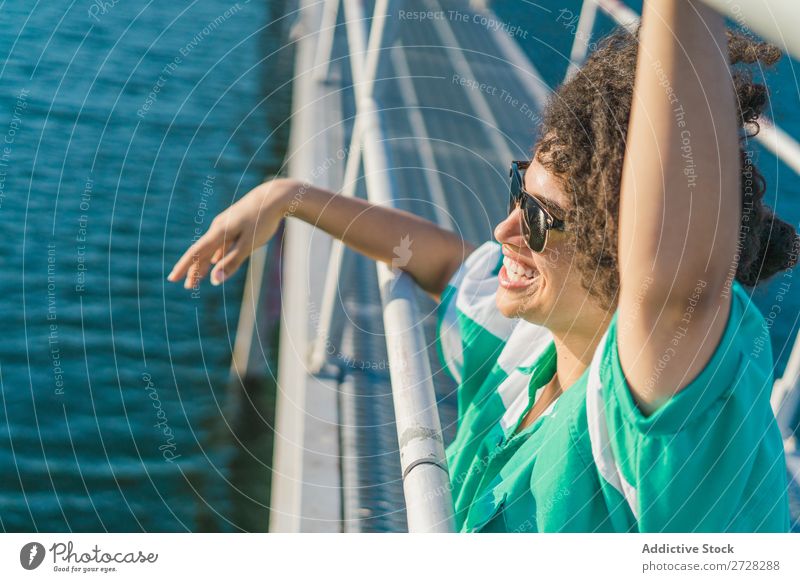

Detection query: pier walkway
xmin=231 ymin=0 xmax=800 ymax=532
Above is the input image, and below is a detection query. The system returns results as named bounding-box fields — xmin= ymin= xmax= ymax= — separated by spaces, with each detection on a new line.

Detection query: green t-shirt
xmin=436 ymin=241 xmax=790 ymax=532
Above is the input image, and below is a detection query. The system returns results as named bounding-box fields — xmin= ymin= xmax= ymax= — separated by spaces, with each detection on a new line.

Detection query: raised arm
xmin=617 ymin=0 xmax=740 ymax=411
xmin=167 ymin=178 xmax=473 ymax=299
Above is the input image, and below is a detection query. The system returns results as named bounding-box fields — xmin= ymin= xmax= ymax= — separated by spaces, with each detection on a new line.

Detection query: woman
xmin=168 ymin=0 xmax=797 ymax=532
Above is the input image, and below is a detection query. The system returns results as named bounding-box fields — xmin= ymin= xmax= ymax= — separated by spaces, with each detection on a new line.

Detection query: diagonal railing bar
xmin=332 ymin=0 xmax=456 ymax=532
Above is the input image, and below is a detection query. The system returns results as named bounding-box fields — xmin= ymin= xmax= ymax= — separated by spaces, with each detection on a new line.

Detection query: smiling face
xmin=493 ymin=158 xmax=603 ymax=333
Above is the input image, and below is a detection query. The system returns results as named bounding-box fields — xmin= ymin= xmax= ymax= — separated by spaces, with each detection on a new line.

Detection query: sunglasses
xmin=508 ymin=160 xmax=565 ymax=253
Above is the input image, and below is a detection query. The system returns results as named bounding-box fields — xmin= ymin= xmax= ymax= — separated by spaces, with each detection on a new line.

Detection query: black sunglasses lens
xmin=509 ymin=162 xmax=550 ymax=252
xmin=522 ymin=198 xmax=548 ymax=252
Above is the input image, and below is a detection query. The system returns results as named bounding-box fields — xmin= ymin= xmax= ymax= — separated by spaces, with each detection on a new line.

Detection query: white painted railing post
xmin=565 ymin=0 xmax=598 ymax=80
xmin=313 ymin=0 xmax=342 ymax=82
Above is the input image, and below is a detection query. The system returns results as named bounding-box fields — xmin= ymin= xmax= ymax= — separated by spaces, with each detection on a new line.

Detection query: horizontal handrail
xmin=340 ymin=0 xmax=456 ymax=533
xmin=597 ymin=0 xmax=800 ymax=60
xmin=698 ymin=0 xmax=800 ymax=60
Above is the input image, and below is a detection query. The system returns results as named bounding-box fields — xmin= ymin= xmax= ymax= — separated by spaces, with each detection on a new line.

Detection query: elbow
xmin=426 ymin=241 xmax=476 ymax=299
xmin=423 ymin=255 xmax=464 ymax=299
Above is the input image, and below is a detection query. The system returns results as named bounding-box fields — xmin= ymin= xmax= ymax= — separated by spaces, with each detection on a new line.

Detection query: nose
xmin=494 ymin=206 xmax=526 ymax=248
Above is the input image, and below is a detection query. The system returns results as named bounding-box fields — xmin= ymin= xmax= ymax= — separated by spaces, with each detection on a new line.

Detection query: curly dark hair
xmin=534 ymin=27 xmax=799 ymax=309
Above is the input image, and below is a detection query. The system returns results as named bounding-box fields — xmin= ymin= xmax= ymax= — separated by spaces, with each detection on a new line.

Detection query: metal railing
xmin=311 ymin=0 xmax=456 ymax=532
xmin=267 ymin=0 xmax=800 ymax=531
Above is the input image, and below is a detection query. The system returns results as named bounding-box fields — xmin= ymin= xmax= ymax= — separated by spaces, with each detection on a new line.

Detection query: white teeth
xmin=503 ymin=256 xmax=537 ymax=280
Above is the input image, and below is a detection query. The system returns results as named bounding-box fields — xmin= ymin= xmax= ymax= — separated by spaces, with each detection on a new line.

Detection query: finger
xmin=195 ymin=235 xmax=237 ymax=282
xmin=183 ymin=233 xmax=239 ymax=289
xmin=209 ymin=231 xmax=237 ymax=265
xmin=168 ymin=224 xmax=227 ymax=282
xmin=210 ymin=237 xmax=251 ymax=286
xmin=210 ymin=247 xmax=223 ymax=264
xmin=169 ymin=241 xmax=215 ymax=283
xmin=189 ymin=252 xmax=216 ymax=288
xmin=183 ymin=252 xmax=206 ymax=289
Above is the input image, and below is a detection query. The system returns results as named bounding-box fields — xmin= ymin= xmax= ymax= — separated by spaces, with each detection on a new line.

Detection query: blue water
xmin=0 ymin=1 xmax=292 ymax=531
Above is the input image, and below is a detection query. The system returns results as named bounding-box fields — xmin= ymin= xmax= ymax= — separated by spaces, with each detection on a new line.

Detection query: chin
xmin=495 ymin=292 xmax=520 ymax=319
xmin=495 ymin=289 xmax=543 ymax=322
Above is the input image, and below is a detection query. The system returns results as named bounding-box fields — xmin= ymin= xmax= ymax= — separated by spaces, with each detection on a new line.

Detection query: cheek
xmin=539 ymin=244 xmax=579 ymax=294
xmin=540 ymin=246 xmax=563 ymax=270
xmin=539 ymin=245 xmax=569 ymax=279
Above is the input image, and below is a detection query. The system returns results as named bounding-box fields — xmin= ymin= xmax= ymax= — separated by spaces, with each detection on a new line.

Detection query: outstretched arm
xmin=617 ymin=0 xmax=740 ymax=412
xmin=167 ymin=178 xmax=473 ymax=300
